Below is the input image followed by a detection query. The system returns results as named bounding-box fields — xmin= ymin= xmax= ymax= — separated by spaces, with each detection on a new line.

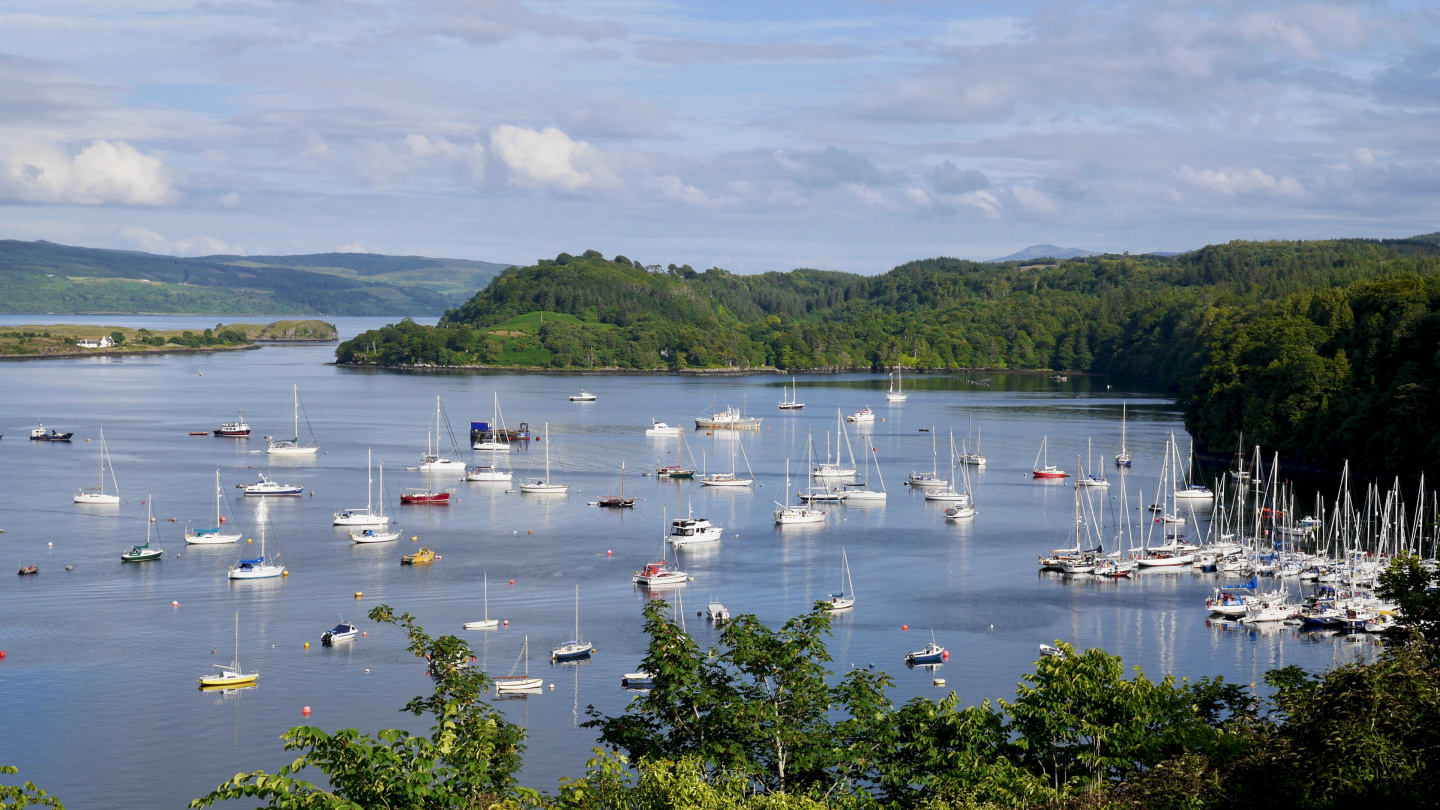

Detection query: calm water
xmin=0 ymin=317 xmax=1377 ymax=808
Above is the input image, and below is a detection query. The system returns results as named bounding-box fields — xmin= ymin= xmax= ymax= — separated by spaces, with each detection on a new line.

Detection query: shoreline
xmin=0 ymin=344 xmax=261 ymax=361
xmin=331 ymin=361 xmax=1104 ymax=377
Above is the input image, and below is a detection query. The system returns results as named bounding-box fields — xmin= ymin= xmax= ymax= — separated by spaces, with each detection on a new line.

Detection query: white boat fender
xmin=548 ymin=683 xmax=555 ymax=690
xmin=934 ymin=678 xmax=946 ymax=686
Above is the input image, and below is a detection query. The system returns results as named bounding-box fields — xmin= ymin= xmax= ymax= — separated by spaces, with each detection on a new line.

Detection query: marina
xmin=0 ymin=316 xmax=1390 ymax=808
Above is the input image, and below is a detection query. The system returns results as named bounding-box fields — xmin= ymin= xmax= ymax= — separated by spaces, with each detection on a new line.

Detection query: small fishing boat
xmin=463 ymin=573 xmax=499 ymax=630
xmin=214 ymin=410 xmax=250 ymax=437
xmin=825 ymin=548 xmax=856 ymax=611
xmin=1031 ymin=436 xmax=1068 ymax=479
xmin=778 ymin=375 xmax=804 ymax=410
xmin=265 ymin=385 xmax=320 ymax=455
xmin=695 ymin=402 xmax=762 ymax=429
xmin=707 ymin=601 xmax=730 ymax=622
xmin=645 ymin=420 xmax=682 ymax=436
xmin=845 ymin=406 xmax=875 ymax=423
xmin=401 ymin=547 xmax=435 ymax=565
xmin=494 ymin=636 xmax=544 ymax=691
xmin=17 ymin=565 xmax=38 ymax=576
xmin=569 ymin=391 xmax=597 ymax=402
xmin=885 ymin=366 xmax=909 ymax=402
xmin=519 ymin=422 xmax=569 ymax=493
xmin=621 ymin=671 xmax=654 ymax=689
xmin=122 ymin=497 xmax=164 ymax=562
xmin=74 ymin=427 xmax=121 ymax=505
xmin=199 ymin=613 xmax=258 ymax=689
xmin=1039 ymin=644 xmax=1066 ymax=659
xmin=228 ymin=498 xmax=285 ymax=580
xmin=30 ymin=423 xmax=73 ymax=442
xmin=187 ymin=469 xmax=242 ymax=544
xmin=321 ymin=618 xmax=359 ymax=645
xmin=242 ymin=473 xmax=304 ymax=496
xmin=905 ymin=638 xmax=948 ymax=666
xmin=551 ymin=585 xmax=593 ymax=662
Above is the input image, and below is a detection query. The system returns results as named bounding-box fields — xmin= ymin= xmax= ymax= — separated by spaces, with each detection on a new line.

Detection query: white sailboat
xmin=699 ymin=439 xmax=754 ymax=487
xmin=776 ymin=457 xmax=828 ymax=524
xmin=473 ymin=393 xmax=512 ymax=450
xmin=520 ymin=422 xmax=568 ymax=493
xmin=416 ymin=396 xmax=466 ymax=472
xmin=634 ymin=508 xmax=690 ymax=587
xmin=1115 ymin=401 xmax=1132 ymax=467
xmin=813 ymin=409 xmax=858 ymax=477
xmin=825 ymin=548 xmax=856 ymax=610
xmin=907 ymin=429 xmax=948 ymax=488
xmin=463 ymin=573 xmax=500 ymax=630
xmin=351 ymin=463 xmax=401 ymax=543
xmin=74 ymin=427 xmax=121 ymax=505
xmin=494 ymin=636 xmax=544 ymax=691
xmin=925 ymin=432 xmax=972 ymax=503
xmin=1077 ymin=437 xmax=1110 ymax=488
xmin=957 ymin=415 xmax=986 ymax=466
xmin=334 ymin=448 xmax=388 ymax=526
xmin=186 ymin=469 xmax=242 ymax=544
xmin=778 ymin=375 xmax=804 ymax=410
xmin=199 ymin=612 xmax=258 ymax=689
xmin=885 ymin=366 xmax=908 ymax=402
xmin=228 ymin=497 xmax=285 ymax=579
xmin=266 ymin=385 xmax=319 ymax=455
xmin=842 ymin=443 xmax=888 ymax=502
xmin=551 ymin=584 xmax=593 ymax=661
xmin=945 ymin=452 xmax=977 ymax=519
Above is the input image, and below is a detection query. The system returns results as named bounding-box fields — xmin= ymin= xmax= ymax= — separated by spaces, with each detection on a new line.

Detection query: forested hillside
xmin=0 ymin=240 xmax=509 ymax=315
xmin=335 ymin=237 xmax=1440 ymax=475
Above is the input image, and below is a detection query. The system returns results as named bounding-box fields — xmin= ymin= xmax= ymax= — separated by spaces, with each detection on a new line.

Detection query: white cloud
xmin=218 ymin=191 xmax=243 ymax=208
xmin=490 ymin=125 xmax=611 ymax=192
xmin=0 ymin=139 xmax=180 ymax=206
xmin=1351 ymin=147 xmax=1376 ymax=167
xmin=114 ymin=225 xmax=238 ymax=256
xmin=1011 ymin=185 xmax=1058 ymax=216
xmin=1176 ymin=165 xmax=1304 ymax=197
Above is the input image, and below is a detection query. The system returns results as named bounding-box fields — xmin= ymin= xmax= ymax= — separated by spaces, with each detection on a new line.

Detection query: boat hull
xmin=401 ymin=492 xmax=451 ymax=504
xmin=229 ymin=565 xmax=284 ymax=579
xmin=185 ymin=531 xmax=242 ymax=545
xmin=74 ymin=493 xmax=121 ymax=505
xmin=198 ymin=673 xmax=258 ymax=688
xmin=466 ymin=470 xmax=513 ymax=482
xmin=519 ymin=483 xmax=568 ymax=494
xmin=464 ymin=619 xmax=499 ymax=630
xmin=699 ymin=477 xmax=752 ymax=487
xmin=351 ymin=530 xmax=400 ymax=543
xmin=495 ymin=676 xmax=543 ymax=691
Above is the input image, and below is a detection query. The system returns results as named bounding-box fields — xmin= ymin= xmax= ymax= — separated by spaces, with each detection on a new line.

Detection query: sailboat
xmin=1032 ymin=436 xmax=1068 ymax=479
xmin=945 ymin=449 xmax=977 ymax=519
xmin=472 ymin=393 xmax=513 ymax=451
xmin=957 ymin=415 xmax=986 ymax=466
xmin=925 ymin=432 xmax=972 ymax=503
xmin=74 ymin=427 xmax=121 ymax=504
xmin=551 ymin=584 xmax=594 ymax=661
xmin=598 ymin=460 xmax=636 ymax=508
xmin=814 ymin=409 xmax=858 ymax=477
xmin=463 ymin=573 xmax=500 ymax=630
xmin=778 ymin=375 xmax=804 ymax=410
xmin=519 ymin=422 xmax=568 ymax=493
xmin=335 ymin=449 xmax=389 ymax=526
xmin=842 ymin=443 xmax=888 ymax=502
xmin=494 ymin=636 xmax=544 ymax=691
xmin=416 ymin=397 xmax=466 ymax=472
xmin=656 ymin=428 xmax=697 ymax=478
xmin=401 ymin=456 xmax=456 ymax=504
xmin=199 ymin=612 xmax=258 ymax=689
xmin=228 ymin=497 xmax=285 ymax=579
xmin=121 ymin=496 xmax=164 ymax=561
xmin=825 ymin=548 xmax=856 ymax=610
xmin=906 ymin=429 xmax=948 ymax=488
xmin=1077 ymin=437 xmax=1110 ymax=487
xmin=776 ymin=457 xmax=828 ymax=524
xmin=352 ymin=463 xmax=401 ymax=542
xmin=698 ymin=439 xmax=754 ymax=486
xmin=634 ymin=508 xmax=689 ymax=587
xmin=187 ymin=469 xmax=242 ymax=544
xmin=885 ymin=366 xmax=908 ymax=402
xmin=265 ymin=385 xmax=319 ymax=455
xmin=1115 ymin=401 xmax=1132 ymax=467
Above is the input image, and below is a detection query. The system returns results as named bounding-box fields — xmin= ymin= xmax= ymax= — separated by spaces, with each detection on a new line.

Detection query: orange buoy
xmin=509 ymin=579 xmax=514 ymax=585
xmin=902 ymin=624 xmax=909 ymax=631
xmin=302 ymin=706 xmax=311 ymax=716
xmin=0 ymin=651 xmax=6 ymax=659
xmin=606 ymin=550 xmax=612 ymax=556
xmin=362 ymin=632 xmax=366 ymax=637
xmin=527 ymin=530 xmax=532 ymax=534
xmin=172 ymin=601 xmax=180 ymax=607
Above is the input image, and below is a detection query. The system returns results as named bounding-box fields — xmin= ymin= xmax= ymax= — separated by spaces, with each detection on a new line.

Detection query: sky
xmin=0 ymin=0 xmax=1437 ymax=273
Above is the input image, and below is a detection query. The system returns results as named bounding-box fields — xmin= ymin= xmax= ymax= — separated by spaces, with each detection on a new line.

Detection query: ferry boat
xmin=214 ymin=410 xmax=250 ymax=437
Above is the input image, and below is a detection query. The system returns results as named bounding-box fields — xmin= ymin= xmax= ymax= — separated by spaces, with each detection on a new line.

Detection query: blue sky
xmin=0 ymin=0 xmax=1436 ymax=272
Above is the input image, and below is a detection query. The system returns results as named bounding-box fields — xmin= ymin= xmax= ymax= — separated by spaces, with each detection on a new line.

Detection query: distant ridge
xmin=988 ymin=244 xmax=1098 ymax=263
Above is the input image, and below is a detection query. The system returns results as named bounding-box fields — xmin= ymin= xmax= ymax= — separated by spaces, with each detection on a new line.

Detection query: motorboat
xmin=265 ymin=385 xmax=320 ymax=455
xmin=321 ymin=619 xmax=359 ymax=645
xmin=905 ymin=640 xmax=948 ymax=666
xmin=30 ymin=423 xmax=73 ymax=441
xmin=551 ymin=585 xmax=593 ymax=662
xmin=494 ymin=637 xmax=544 ymax=691
xmin=17 ymin=565 xmax=38 ymax=576
xmin=569 ymin=391 xmax=597 ymax=402
xmin=228 ymin=498 xmax=285 ymax=580
xmin=122 ymin=497 xmax=164 ymax=562
xmin=669 ymin=510 xmax=723 ymax=548
xmin=1174 ymin=484 xmax=1215 ymax=501
xmin=401 ymin=547 xmax=435 ymax=565
xmin=519 ymin=422 xmax=569 ymax=493
xmin=463 ymin=573 xmax=500 ymax=630
xmin=214 ymin=410 xmax=250 ymax=437
xmin=845 ymin=406 xmax=875 ymax=423
xmin=74 ymin=427 xmax=121 ymax=505
xmin=621 ymin=671 xmax=654 ymax=689
xmin=199 ymin=613 xmax=258 ymax=689
xmin=707 ymin=602 xmax=731 ymax=622
xmin=645 ymin=420 xmax=682 ymax=436
xmin=242 ymin=473 xmax=304 ymax=496
xmin=187 ymin=469 xmax=242 ymax=544
xmin=466 ymin=464 xmax=512 ymax=482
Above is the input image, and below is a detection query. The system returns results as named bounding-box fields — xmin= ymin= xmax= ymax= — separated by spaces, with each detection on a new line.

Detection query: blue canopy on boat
xmin=331 ymin=624 xmax=355 ymax=633
xmin=238 ymin=556 xmax=265 ymax=565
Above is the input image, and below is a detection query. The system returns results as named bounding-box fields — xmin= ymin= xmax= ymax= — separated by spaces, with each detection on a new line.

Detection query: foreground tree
xmin=191 ymin=605 xmax=533 ymax=810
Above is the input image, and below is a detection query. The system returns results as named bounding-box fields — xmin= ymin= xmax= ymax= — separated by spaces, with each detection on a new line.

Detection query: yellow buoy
xmin=354 ymin=591 xmax=363 ymax=599
xmin=304 ymin=642 xmax=310 ymax=649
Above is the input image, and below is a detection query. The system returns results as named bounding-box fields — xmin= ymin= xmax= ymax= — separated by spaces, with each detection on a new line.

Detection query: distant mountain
xmin=988 ymin=244 xmax=1099 ymax=263
xmin=0 ymin=240 xmax=512 ymax=316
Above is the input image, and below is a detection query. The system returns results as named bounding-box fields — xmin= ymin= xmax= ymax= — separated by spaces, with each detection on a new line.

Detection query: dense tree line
xmin=335 ymin=237 xmax=1440 ymax=474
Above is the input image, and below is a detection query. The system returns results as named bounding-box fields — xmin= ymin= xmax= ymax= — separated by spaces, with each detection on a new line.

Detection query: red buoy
xmin=302 ymin=706 xmax=311 ymax=716
xmin=942 ymin=650 xmax=949 ymax=662
xmin=0 ymin=651 xmax=6 ymax=659
xmin=902 ymin=624 xmax=909 ymax=631
xmin=509 ymin=579 xmax=515 ymax=585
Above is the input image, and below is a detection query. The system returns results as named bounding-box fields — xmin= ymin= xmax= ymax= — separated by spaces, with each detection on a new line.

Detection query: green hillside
xmin=337 ymin=238 xmax=1440 ymax=476
xmin=0 ymin=240 xmax=511 ymax=315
